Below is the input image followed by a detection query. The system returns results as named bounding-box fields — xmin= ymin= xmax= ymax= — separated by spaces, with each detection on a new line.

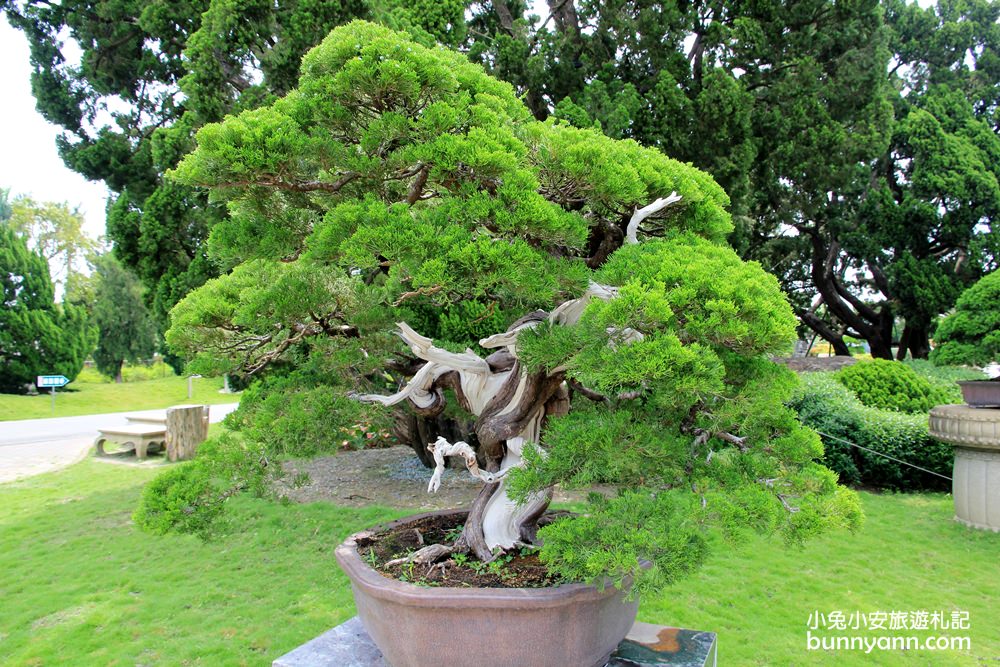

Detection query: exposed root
xmin=385 ymin=543 xmax=456 ymax=567
xmin=426 ymin=561 xmax=448 ymax=578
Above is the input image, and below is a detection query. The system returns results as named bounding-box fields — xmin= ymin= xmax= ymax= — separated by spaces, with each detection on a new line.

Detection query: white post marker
xmin=187 ymin=375 xmax=202 ymax=399
xmin=36 ymin=375 xmax=70 ymax=413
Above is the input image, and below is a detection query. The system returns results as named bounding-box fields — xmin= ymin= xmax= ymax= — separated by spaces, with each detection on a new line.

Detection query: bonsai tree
xmin=167 ymin=21 xmax=861 ymax=590
xmin=930 ymin=271 xmax=1000 ymax=368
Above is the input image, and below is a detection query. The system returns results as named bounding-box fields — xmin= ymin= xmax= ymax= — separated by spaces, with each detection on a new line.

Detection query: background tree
xmin=930 ymin=270 xmax=1000 ymax=367
xmin=163 ymin=22 xmax=861 ymax=579
xmin=0 ymin=223 xmax=93 ymax=393
xmin=0 ymin=188 xmax=11 ymax=221
xmin=469 ymin=0 xmax=890 ymax=243
xmin=92 ymin=254 xmax=156 ymax=382
xmin=6 ymin=0 xmax=996 ymax=378
xmin=768 ymin=0 xmax=1000 ymax=358
xmin=7 ymin=195 xmax=100 ymax=290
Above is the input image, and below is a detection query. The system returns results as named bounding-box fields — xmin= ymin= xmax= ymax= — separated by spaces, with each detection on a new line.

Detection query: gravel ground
xmin=277 ymin=445 xmax=593 ymax=510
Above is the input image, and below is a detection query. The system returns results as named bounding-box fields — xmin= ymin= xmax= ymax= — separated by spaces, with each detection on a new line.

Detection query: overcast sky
xmin=0 ymin=18 xmax=109 ymax=242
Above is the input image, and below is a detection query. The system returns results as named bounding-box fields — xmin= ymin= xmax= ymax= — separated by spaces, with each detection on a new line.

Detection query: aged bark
xmin=165 ymin=405 xmax=209 ymax=461
xmin=354 ymin=281 xmax=625 ymax=561
xmin=896 ymin=323 xmax=931 ymax=360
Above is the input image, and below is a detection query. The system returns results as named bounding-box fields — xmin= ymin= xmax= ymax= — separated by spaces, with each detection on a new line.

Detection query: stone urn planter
xmin=929 ymin=404 xmax=1000 ymax=531
xmin=957 ymin=380 xmax=1000 ymax=408
xmin=335 ymin=510 xmax=641 ymax=667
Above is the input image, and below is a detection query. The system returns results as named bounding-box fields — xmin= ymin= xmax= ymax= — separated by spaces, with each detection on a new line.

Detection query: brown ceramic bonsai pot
xmin=335 ymin=510 xmax=641 ymax=667
xmin=958 ymin=380 xmax=1000 ymax=408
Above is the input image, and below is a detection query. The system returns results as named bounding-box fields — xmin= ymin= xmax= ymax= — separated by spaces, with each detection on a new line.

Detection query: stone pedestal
xmin=273 ymin=616 xmax=717 ymax=667
xmin=929 ymin=404 xmax=1000 ymax=531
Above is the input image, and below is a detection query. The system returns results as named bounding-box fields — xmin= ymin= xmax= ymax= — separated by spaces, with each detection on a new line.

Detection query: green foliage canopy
xmin=780 ymin=1 xmax=1000 ymax=359
xmin=3 ymin=0 xmax=372 ymax=340
xmin=931 ymin=270 xmax=1000 ymax=366
xmin=836 ymin=358 xmax=951 ymax=413
xmin=0 ymin=223 xmax=94 ymax=393
xmin=6 ymin=196 xmax=98 ymax=285
xmin=92 ymin=255 xmax=157 ymax=381
xmin=166 ymin=22 xmax=861 ymax=594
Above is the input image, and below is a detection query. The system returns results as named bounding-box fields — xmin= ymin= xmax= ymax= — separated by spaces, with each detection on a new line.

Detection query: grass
xmin=1 ymin=462 xmax=998 ymax=666
xmin=640 ymin=492 xmax=1000 ymax=665
xmin=0 ymin=460 xmax=406 ymax=666
xmin=0 ymin=375 xmax=236 ymax=421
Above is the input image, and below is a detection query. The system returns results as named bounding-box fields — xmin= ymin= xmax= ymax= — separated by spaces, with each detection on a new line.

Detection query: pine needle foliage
xmin=930 ymin=271 xmax=1000 ymax=367
xmin=166 ymin=22 xmax=862 ymax=595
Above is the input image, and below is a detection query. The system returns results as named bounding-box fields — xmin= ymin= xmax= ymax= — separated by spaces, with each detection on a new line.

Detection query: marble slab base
xmin=273 ymin=616 xmax=717 ymax=667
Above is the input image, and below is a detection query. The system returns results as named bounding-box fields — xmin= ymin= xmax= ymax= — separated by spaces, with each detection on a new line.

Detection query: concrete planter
xmin=929 ymin=405 xmax=1000 ymax=531
xmin=958 ymin=381 xmax=1000 ymax=408
xmin=335 ymin=510 xmax=640 ymax=667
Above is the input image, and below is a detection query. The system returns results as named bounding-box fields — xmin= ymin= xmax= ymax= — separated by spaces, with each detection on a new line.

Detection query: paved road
xmin=0 ymin=403 xmax=239 ymax=483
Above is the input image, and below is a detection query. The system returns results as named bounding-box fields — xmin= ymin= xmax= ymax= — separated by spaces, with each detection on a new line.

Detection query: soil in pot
xmin=355 ymin=511 xmax=567 ymax=588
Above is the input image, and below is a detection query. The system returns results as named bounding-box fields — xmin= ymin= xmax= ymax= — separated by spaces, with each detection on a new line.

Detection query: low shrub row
xmin=76 ymin=360 xmax=176 ymax=384
xmin=789 ymin=373 xmax=951 ymax=491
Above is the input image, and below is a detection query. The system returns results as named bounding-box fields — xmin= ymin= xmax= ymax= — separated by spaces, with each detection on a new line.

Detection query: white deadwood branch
xmin=351 ymin=322 xmax=490 ymax=409
xmin=624 ymin=193 xmax=683 ymax=245
xmin=427 ymin=436 xmax=508 ymax=492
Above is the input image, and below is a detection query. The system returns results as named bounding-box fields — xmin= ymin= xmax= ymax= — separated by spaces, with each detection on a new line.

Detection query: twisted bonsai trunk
xmin=353 ymin=284 xmax=616 ymax=562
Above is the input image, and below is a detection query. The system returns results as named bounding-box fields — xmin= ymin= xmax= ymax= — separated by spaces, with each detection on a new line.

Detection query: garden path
xmin=0 ymin=403 xmax=238 ymax=483
xmin=279 ymin=445 xmax=605 ymax=509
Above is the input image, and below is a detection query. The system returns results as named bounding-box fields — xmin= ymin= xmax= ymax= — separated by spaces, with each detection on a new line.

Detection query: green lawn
xmin=0 ymin=376 xmax=236 ymax=421
xmin=1 ymin=461 xmax=997 ymax=666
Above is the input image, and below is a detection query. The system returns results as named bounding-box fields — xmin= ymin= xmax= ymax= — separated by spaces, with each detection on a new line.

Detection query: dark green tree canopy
xmin=2 ymin=0 xmax=372 ymax=335
xmin=780 ymin=0 xmax=1000 ymax=359
xmin=931 ymin=270 xmax=1000 ymax=366
xmin=0 ymin=223 xmax=93 ymax=393
xmin=12 ymin=0 xmax=992 ymax=364
xmin=166 ymin=22 xmax=860 ymax=593
xmin=92 ymin=254 xmax=157 ymax=382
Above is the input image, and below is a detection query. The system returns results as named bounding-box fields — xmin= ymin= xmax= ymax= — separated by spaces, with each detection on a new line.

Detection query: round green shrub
xmin=836 ymin=359 xmax=950 ymax=413
xmin=133 ymin=433 xmax=279 ymax=537
xmin=789 ymin=373 xmax=951 ymax=491
xmin=931 ymin=271 xmax=1000 ymax=367
xmin=133 ymin=460 xmax=221 ymax=536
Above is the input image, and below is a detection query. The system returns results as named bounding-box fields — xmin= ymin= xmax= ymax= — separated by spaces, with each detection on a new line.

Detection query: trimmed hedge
xmin=789 ymin=373 xmax=951 ymax=491
xmin=836 ymin=359 xmax=951 ymax=413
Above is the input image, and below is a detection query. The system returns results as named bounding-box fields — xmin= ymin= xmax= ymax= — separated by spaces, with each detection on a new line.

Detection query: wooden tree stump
xmin=166 ymin=404 xmax=210 ymax=461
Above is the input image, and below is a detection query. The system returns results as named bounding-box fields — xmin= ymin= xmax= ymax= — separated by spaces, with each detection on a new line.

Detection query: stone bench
xmin=125 ymin=413 xmax=167 ymax=425
xmin=94 ymin=425 xmax=167 ymax=460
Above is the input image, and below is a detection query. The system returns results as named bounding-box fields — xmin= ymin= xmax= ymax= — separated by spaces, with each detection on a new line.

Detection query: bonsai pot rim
xmin=335 ymin=509 xmax=635 ymax=609
xmin=957 ymin=380 xmax=1000 ymax=408
xmin=335 ymin=509 xmax=647 ymax=667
